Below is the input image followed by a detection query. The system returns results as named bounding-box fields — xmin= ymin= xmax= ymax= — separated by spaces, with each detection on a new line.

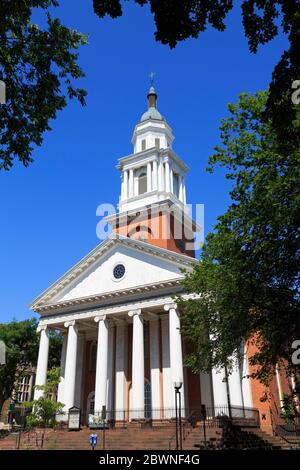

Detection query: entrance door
xmin=87 ymin=391 xmax=95 ymax=423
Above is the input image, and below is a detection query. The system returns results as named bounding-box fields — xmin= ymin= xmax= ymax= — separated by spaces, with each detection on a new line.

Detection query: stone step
xmin=0 ymin=424 xmax=295 ymax=450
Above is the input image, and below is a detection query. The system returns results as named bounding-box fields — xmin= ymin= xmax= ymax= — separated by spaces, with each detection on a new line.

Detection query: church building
xmin=30 ymin=86 xmax=290 ymax=433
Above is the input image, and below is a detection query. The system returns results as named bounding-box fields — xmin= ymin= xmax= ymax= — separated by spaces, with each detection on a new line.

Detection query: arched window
xmin=88 ymin=393 xmax=95 ymax=415
xmin=135 ymin=167 xmax=147 ymax=195
xmin=144 ymin=379 xmax=152 ymax=419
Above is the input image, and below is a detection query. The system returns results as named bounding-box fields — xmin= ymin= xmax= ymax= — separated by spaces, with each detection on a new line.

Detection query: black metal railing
xmin=85 ymin=404 xmax=259 ymax=430
xmin=275 ymin=418 xmax=300 ymax=439
xmin=166 ymin=405 xmax=260 ymax=450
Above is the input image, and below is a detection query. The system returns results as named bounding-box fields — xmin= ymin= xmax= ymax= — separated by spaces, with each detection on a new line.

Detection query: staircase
xmin=181 ymin=423 xmax=298 ymax=450
xmin=0 ymin=422 xmax=298 ymax=450
xmin=0 ymin=424 xmax=177 ymax=450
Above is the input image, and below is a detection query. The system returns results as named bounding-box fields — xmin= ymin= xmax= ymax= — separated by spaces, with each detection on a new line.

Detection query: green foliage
xmin=0 ymin=318 xmax=39 ymax=410
xmin=0 ymin=0 xmax=87 ymax=170
xmin=26 ymin=396 xmax=64 ymax=427
xmin=34 ymin=366 xmax=61 ymax=396
xmin=178 ymin=91 xmax=300 ymax=384
xmin=0 ymin=318 xmax=63 ymax=412
xmin=26 ymin=367 xmax=64 ymax=427
xmin=94 ymin=1 xmax=300 ymax=151
xmin=48 ymin=330 xmax=63 ymax=368
xmin=280 ymin=393 xmax=299 ymax=425
xmin=26 ymin=413 xmax=42 ymax=429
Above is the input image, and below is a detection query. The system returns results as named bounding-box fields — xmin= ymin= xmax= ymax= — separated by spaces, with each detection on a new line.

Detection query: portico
xmin=33 ymin=285 xmax=189 ymax=421
xmin=32 ymin=269 xmax=251 ymax=424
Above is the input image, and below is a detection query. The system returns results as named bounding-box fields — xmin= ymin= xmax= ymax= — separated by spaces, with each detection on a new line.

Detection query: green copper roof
xmin=140 ymin=107 xmax=164 ymax=122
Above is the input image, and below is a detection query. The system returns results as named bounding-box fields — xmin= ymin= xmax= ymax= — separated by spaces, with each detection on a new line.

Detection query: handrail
xmin=168 ymin=410 xmax=196 ymax=450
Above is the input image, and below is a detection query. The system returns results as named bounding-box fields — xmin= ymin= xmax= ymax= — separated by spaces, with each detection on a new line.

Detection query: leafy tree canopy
xmin=0 ymin=317 xmax=62 ymax=411
xmin=0 ymin=0 xmax=87 ymax=170
xmin=94 ymin=0 xmax=300 ymax=152
xmin=177 ymin=91 xmax=300 ymax=384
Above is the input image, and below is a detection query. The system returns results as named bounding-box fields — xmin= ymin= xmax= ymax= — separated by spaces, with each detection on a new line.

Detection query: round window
xmin=113 ymin=264 xmax=125 ymax=280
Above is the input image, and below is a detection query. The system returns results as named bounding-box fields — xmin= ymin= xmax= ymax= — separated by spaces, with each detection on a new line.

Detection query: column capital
xmin=164 ymin=303 xmax=177 ymax=312
xmin=37 ymin=324 xmax=48 ymax=333
xmin=64 ymin=320 xmax=77 ymax=330
xmin=128 ymin=309 xmax=142 ymax=318
xmin=94 ymin=315 xmax=107 ymax=323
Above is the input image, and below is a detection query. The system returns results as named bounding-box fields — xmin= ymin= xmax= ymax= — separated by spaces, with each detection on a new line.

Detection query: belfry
xmin=31 ymin=86 xmax=256 ymax=427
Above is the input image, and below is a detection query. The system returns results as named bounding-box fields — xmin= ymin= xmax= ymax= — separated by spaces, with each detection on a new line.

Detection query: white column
xmin=170 ymin=168 xmax=174 ymax=193
xmin=123 ymin=170 xmax=128 ymax=200
xmin=128 ymin=309 xmax=144 ymax=418
xmin=107 ymin=326 xmax=114 ymax=412
xmin=152 ymin=160 xmax=158 ymax=191
xmin=57 ymin=333 xmax=67 ymax=404
xmin=165 ymin=161 xmax=170 ymax=193
xmin=129 ymin=169 xmax=134 ymax=198
xmin=182 ymin=180 xmax=186 ymax=204
xmin=94 ymin=315 xmax=109 ymax=412
xmin=115 ymin=323 xmax=126 ymax=418
xmin=147 ymin=162 xmax=152 ymax=192
xmin=179 ymin=175 xmax=183 ymax=202
xmin=228 ymin=365 xmax=244 ymax=409
xmin=276 ymin=363 xmax=283 ymax=404
xmin=161 ymin=316 xmax=173 ymax=415
xmin=241 ymin=351 xmax=253 ymax=408
xmin=121 ymin=174 xmax=124 ymax=201
xmin=158 ymin=160 xmax=164 ymax=191
xmin=150 ymin=318 xmax=161 ymax=414
xmin=34 ymin=326 xmax=50 ymax=400
xmin=164 ymin=303 xmax=185 ymax=413
xmin=211 ymin=367 xmax=229 ymax=412
xmin=63 ymin=321 xmax=78 ymax=411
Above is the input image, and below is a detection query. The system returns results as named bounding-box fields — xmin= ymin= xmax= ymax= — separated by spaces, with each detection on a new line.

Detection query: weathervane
xmin=149 ymin=72 xmax=156 ymax=87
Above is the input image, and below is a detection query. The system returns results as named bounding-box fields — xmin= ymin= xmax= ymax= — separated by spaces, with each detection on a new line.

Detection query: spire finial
xmin=147 ymin=73 xmax=157 ymax=109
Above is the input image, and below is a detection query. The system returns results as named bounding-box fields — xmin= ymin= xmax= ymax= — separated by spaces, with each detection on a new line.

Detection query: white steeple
xmin=117 ymin=86 xmax=188 ymax=214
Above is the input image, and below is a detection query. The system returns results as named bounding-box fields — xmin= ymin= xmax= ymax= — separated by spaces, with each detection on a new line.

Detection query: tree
xmin=94 ymin=0 xmax=300 ymax=152
xmin=0 ymin=318 xmax=62 ymax=412
xmin=177 ymin=91 xmax=300 ymax=384
xmin=0 ymin=0 xmax=87 ymax=170
xmin=48 ymin=329 xmax=63 ymax=369
xmin=0 ymin=318 xmax=38 ymax=412
xmin=26 ymin=367 xmax=64 ymax=428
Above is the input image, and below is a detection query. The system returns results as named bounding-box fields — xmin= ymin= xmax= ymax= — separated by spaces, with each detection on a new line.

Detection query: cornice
xmin=33 ymin=278 xmax=184 ymax=315
xmin=106 ymin=198 xmax=200 ymax=232
xmin=117 ymin=147 xmax=158 ymax=169
xmin=117 ymin=147 xmax=188 ymax=173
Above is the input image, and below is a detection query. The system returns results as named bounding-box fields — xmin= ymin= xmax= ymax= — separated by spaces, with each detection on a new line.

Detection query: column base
xmin=128 ymin=419 xmax=152 ymax=429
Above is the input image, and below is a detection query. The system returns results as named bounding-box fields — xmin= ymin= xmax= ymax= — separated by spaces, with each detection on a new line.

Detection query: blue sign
xmin=90 ymin=433 xmax=97 ymax=450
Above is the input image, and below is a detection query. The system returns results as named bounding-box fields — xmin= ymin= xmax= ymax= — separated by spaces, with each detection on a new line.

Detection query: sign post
xmin=68 ymin=406 xmax=81 ymax=431
xmin=8 ymin=403 xmax=15 ymax=431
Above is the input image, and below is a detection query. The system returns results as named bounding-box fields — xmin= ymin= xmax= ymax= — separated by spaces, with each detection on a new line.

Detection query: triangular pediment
xmin=30 ymin=235 xmax=195 ymax=310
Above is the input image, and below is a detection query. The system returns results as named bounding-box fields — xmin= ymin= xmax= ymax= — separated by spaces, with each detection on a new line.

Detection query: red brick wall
xmin=82 ymin=340 xmax=96 ymax=416
xmin=246 ymin=339 xmax=295 ymax=435
xmin=114 ymin=212 xmax=195 ymax=257
xmin=184 ymin=341 xmax=201 ymax=409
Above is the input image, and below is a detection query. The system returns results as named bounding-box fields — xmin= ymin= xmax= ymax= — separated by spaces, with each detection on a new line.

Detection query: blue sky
xmin=0 ymin=1 xmax=288 ymax=323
